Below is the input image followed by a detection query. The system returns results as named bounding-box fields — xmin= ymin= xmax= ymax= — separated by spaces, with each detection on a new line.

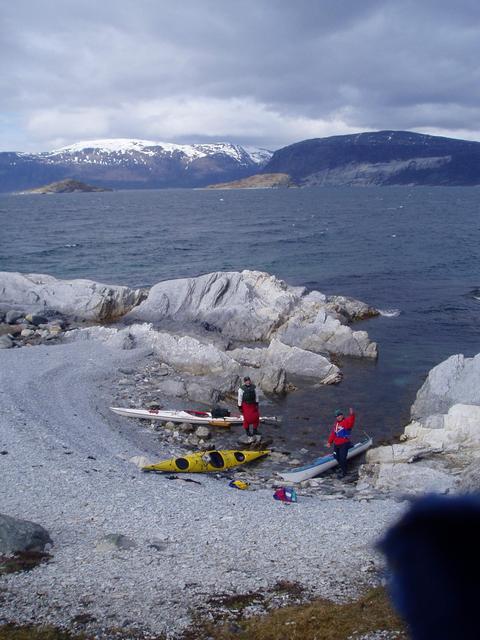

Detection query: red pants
xmin=242 ymin=402 xmax=260 ymax=430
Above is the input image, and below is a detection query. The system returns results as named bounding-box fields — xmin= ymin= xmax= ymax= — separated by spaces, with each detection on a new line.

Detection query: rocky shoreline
xmin=1 ymin=269 xmax=478 ymax=638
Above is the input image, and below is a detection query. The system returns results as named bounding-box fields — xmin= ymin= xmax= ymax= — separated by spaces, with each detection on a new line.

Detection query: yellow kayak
xmin=142 ymin=449 xmax=269 ymax=473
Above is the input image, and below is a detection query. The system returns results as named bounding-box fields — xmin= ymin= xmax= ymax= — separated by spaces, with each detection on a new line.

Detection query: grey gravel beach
xmin=0 ymin=339 xmax=404 ymax=638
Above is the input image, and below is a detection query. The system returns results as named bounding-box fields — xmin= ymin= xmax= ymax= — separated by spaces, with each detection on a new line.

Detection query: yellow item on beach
xmin=229 ymin=480 xmax=250 ymax=490
xmin=207 ymin=420 xmax=233 ymax=427
xmin=142 ymin=449 xmax=269 ymax=473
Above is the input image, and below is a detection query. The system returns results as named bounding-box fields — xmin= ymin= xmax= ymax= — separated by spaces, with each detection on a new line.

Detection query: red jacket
xmin=328 ymin=413 xmax=355 ymax=446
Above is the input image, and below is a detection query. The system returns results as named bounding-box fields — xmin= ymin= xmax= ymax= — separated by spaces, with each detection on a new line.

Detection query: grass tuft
xmin=182 ymin=586 xmax=406 ymax=640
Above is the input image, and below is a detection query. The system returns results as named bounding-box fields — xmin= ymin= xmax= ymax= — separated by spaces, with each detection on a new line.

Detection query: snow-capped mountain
xmin=0 ymin=139 xmax=273 ymax=192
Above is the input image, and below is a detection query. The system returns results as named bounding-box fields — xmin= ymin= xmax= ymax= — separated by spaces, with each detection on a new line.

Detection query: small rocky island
xmin=19 ymin=179 xmax=112 ymax=194
xmin=207 ymin=172 xmax=293 ymax=189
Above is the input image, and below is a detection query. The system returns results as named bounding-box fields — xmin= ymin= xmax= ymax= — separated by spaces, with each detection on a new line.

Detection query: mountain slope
xmin=0 ymin=139 xmax=272 ymax=192
xmin=262 ymin=131 xmax=480 ymax=186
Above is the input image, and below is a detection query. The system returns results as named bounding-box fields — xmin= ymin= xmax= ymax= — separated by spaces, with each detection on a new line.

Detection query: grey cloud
xmin=2 ymin=0 xmax=480 ymax=150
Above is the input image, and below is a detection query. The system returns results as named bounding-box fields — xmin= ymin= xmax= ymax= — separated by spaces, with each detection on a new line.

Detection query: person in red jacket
xmin=326 ymin=407 xmax=355 ymax=477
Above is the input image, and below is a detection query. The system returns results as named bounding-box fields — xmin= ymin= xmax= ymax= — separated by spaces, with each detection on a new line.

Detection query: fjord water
xmin=1 ymin=187 xmax=479 ymax=447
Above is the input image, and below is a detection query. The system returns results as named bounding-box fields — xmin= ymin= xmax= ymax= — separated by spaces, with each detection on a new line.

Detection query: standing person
xmin=326 ymin=407 xmax=355 ymax=477
xmin=238 ymin=376 xmax=260 ymax=440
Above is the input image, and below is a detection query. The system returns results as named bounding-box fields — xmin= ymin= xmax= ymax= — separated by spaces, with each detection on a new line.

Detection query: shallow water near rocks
xmin=1 ymin=186 xmax=480 ymax=451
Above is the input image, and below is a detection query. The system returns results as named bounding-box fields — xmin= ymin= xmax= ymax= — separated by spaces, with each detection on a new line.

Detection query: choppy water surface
xmin=1 ymin=187 xmax=479 ymax=451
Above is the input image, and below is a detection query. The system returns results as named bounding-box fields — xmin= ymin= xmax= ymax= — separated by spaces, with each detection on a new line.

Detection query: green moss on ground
xmin=182 ymin=587 xmax=406 ymax=640
xmin=0 ymin=626 xmax=86 ymax=640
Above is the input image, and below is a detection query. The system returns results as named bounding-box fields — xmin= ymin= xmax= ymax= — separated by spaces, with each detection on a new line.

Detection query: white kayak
xmin=110 ymin=406 xmax=279 ymax=426
xmin=278 ymin=436 xmax=372 ymax=483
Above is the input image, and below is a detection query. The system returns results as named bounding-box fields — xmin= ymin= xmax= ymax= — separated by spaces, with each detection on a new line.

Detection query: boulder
xmin=325 ymin=295 xmax=379 ymax=322
xmin=195 ymin=426 xmax=211 ymax=440
xmin=263 ymin=339 xmax=341 ymax=384
xmin=0 ymin=272 xmax=145 ymax=322
xmin=412 ymin=353 xmax=480 ymax=420
xmin=0 ymin=335 xmax=14 ymax=349
xmin=358 ymin=461 xmax=455 ymax=495
xmin=229 ymin=339 xmax=341 ymax=384
xmin=275 ymin=292 xmax=378 ymax=358
xmin=5 ymin=310 xmax=24 ymax=324
xmin=0 ymin=513 xmax=52 ymax=554
xmin=258 ymin=366 xmax=287 ymax=395
xmin=178 ymin=422 xmax=195 ymax=434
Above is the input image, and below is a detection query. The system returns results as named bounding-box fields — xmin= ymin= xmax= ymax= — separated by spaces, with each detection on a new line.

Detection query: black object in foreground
xmin=378 ymin=494 xmax=480 ymax=640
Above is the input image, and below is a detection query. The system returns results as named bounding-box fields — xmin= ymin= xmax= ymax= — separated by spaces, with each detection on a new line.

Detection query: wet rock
xmin=0 ymin=513 xmax=52 ymax=554
xmin=325 ymin=295 xmax=379 ymax=322
xmin=276 ymin=294 xmax=378 ymax=359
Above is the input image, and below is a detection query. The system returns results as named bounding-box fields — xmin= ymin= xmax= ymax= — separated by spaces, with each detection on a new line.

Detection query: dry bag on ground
xmin=211 ymin=405 xmax=231 ymax=418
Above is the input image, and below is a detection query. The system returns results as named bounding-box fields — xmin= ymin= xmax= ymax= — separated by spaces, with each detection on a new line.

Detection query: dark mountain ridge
xmin=262 ymin=130 xmax=480 ymax=186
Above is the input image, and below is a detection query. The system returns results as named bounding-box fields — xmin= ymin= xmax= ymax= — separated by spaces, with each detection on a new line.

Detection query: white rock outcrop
xmin=275 ymin=291 xmax=377 ymax=358
xmin=229 ymin=338 xmax=341 ymax=384
xmin=358 ymin=403 xmax=480 ymax=495
xmin=126 ymin=270 xmax=377 ymax=358
xmin=67 ymin=324 xmax=340 ymax=390
xmin=126 ymin=270 xmax=302 ymax=341
xmin=411 ymin=353 xmax=480 ymax=420
xmin=66 ymin=323 xmax=241 ymax=377
xmin=0 ymin=272 xmax=145 ymax=321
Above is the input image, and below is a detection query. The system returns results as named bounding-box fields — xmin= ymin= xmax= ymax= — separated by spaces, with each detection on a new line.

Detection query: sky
xmin=2 ymin=0 xmax=480 ymax=152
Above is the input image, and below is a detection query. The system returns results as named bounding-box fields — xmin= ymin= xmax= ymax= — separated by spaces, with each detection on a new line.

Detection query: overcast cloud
xmin=2 ymin=0 xmax=480 ymax=151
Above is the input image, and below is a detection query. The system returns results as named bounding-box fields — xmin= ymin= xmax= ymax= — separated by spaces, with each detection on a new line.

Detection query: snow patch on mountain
xmin=45 ymin=139 xmax=272 ymax=166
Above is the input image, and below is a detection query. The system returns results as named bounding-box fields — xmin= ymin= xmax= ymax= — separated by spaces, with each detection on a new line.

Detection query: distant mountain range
xmin=0 ymin=139 xmax=272 ymax=192
xmin=261 ymin=130 xmax=480 ymax=187
xmin=2 ymin=130 xmax=480 ymax=192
